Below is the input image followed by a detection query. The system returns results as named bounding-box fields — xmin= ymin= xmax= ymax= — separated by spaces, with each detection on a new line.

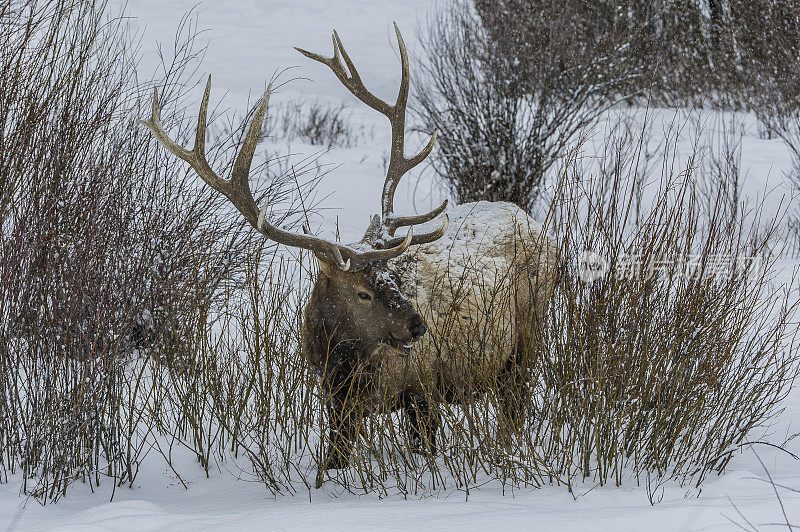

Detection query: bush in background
xmin=266 ymin=99 xmax=371 ymax=149
xmin=413 ymin=0 xmax=800 ymax=215
xmin=413 ymin=0 xmax=638 ymax=211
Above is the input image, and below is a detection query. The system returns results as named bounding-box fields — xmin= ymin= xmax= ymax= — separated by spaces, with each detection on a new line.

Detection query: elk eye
xmin=357 ymin=291 xmax=372 ymax=301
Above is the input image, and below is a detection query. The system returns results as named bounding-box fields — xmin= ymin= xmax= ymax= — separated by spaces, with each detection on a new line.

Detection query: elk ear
xmin=314 ymin=252 xmax=336 ymax=278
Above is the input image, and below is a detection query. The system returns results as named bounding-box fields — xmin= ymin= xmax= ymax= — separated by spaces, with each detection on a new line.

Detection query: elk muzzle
xmin=389 ymin=316 xmax=427 ymax=356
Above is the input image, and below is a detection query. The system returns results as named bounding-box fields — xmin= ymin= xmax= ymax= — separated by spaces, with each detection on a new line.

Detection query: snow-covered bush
xmin=476 ymin=0 xmax=798 ymax=109
xmin=413 ymin=1 xmax=636 ymax=211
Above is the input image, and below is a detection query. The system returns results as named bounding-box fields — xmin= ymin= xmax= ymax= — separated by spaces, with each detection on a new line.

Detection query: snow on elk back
xmin=374 ymin=201 xmax=560 ymax=401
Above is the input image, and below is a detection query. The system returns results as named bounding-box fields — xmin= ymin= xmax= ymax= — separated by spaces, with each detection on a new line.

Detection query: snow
xmin=417 ymin=201 xmax=537 ymax=255
xmin=4 ymin=463 xmax=800 ymax=530
xmin=4 ymin=1 xmax=800 ymax=530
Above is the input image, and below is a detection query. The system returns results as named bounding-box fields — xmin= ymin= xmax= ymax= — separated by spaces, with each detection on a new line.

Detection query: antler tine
xmin=378 ymin=23 xmax=438 ymax=227
xmin=380 ymin=22 xmax=411 ymax=220
xmin=139 ymin=75 xmax=262 ymax=225
xmin=354 ymin=227 xmax=414 ymax=264
xmin=386 ymin=199 xmax=448 ymax=234
xmin=393 ymin=21 xmax=410 ymax=114
xmin=383 ymin=214 xmax=449 ymax=249
xmin=295 ymin=33 xmax=391 ymax=116
xmin=140 ymin=75 xmax=399 ymax=271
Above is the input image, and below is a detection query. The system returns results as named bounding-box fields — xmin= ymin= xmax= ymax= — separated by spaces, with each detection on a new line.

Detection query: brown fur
xmin=302 ymin=259 xmax=429 ymax=480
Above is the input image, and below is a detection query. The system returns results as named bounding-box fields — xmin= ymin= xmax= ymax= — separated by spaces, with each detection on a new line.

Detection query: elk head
xmin=313 ymin=257 xmax=426 ymax=354
xmin=139 ymin=23 xmax=447 ymax=356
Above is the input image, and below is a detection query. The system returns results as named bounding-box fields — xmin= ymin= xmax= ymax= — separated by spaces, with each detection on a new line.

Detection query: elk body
xmin=304 ymin=200 xmax=557 ymax=482
xmin=140 ymin=24 xmax=557 ymax=489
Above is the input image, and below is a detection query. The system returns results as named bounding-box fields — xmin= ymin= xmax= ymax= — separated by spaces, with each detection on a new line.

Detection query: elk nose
xmin=409 ymin=320 xmax=427 ymax=339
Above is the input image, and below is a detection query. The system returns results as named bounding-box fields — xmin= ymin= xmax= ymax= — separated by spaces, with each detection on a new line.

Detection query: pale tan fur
xmin=369 ymin=201 xmax=559 ymax=404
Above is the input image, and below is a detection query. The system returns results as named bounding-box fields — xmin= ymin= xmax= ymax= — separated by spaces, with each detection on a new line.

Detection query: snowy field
xmin=3 ymin=0 xmax=800 ymax=530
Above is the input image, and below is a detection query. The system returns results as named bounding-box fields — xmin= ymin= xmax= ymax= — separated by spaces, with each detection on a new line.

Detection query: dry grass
xmin=262 ymin=98 xmax=372 ymax=150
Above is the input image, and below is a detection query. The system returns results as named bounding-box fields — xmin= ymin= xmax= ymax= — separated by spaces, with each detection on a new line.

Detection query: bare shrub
xmin=0 ymin=0 xmax=318 ymax=502
xmin=737 ymin=1 xmax=800 ymax=253
xmin=695 ymin=113 xmax=745 ymax=228
xmin=737 ymin=0 xmax=800 ymax=113
xmin=0 ymin=0 xmax=164 ymax=500
xmin=414 ymin=0 xmax=636 ymax=211
xmin=535 ymin=130 xmax=797 ymax=490
xmin=451 ymin=1 xmax=800 ymax=112
xmin=144 ymin=247 xmax=317 ymax=494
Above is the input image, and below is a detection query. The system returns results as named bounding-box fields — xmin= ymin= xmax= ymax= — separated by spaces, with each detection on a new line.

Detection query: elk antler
xmin=139 ymin=76 xmax=414 ymax=271
xmin=296 ymin=22 xmax=449 ymax=249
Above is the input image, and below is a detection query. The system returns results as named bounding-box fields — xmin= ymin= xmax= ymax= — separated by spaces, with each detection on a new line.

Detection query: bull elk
xmin=140 ymin=23 xmax=558 ymax=489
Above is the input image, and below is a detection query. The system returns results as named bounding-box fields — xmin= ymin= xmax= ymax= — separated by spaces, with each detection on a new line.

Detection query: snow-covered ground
xmin=3 ymin=1 xmax=800 ymax=530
